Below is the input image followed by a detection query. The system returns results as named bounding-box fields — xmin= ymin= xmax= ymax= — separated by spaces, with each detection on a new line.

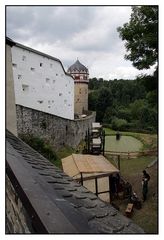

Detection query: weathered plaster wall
xmin=11 ymin=45 xmax=74 ymax=120
xmin=16 ymin=105 xmax=96 ymax=149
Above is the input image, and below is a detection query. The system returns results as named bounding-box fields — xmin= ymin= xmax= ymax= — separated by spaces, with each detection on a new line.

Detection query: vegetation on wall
xmin=20 ymin=134 xmax=58 ymax=163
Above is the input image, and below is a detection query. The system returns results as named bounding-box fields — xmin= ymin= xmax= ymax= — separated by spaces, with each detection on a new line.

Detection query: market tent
xmin=62 ymin=154 xmax=119 ymax=202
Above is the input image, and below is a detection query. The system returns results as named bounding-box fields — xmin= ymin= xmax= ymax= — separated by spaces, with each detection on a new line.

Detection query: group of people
xmin=109 ymin=169 xmax=150 ymax=203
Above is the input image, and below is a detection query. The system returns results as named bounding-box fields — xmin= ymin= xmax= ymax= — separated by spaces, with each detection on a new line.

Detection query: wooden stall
xmin=62 ymin=154 xmax=119 ymax=202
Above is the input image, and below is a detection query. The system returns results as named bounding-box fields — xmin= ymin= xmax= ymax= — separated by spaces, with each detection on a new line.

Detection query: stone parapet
xmin=16 ymin=105 xmax=96 ymax=150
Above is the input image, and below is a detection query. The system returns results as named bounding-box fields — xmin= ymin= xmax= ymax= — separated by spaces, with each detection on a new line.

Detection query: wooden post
xmin=88 ymin=129 xmax=90 ymax=154
xmin=102 ymin=130 xmax=105 ymax=156
xmin=108 ymin=175 xmax=111 ymax=202
xmin=95 ymin=177 xmax=98 ymax=196
xmin=80 ymin=172 xmax=83 ymax=185
xmin=117 ymin=155 xmax=120 ymax=171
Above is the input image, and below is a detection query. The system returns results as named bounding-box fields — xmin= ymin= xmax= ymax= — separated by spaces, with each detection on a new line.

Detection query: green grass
xmin=104 ymin=127 xmax=157 ymax=151
xmin=106 ymin=155 xmax=154 ymax=176
xmin=105 ymin=135 xmax=143 ymax=152
xmin=106 ymin=154 xmax=158 ymax=233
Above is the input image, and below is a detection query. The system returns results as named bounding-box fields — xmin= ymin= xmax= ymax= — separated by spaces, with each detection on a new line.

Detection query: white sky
xmin=6 ymin=5 xmax=155 ymax=80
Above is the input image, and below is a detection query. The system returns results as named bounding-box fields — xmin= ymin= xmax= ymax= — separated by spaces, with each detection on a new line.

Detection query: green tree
xmin=96 ymin=87 xmax=113 ymax=122
xmin=117 ymin=6 xmax=158 ymax=70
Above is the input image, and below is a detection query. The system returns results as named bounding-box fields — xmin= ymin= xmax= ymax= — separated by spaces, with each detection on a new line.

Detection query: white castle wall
xmin=11 ymin=45 xmax=74 ymax=120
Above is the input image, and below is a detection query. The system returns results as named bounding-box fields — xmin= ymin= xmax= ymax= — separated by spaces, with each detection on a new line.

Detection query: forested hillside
xmin=88 ymin=73 xmax=158 ymax=133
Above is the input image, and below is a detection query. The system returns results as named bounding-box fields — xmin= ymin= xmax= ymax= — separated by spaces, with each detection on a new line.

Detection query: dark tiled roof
xmin=67 ymin=60 xmax=88 ymax=73
xmin=6 ymin=130 xmax=144 ymax=234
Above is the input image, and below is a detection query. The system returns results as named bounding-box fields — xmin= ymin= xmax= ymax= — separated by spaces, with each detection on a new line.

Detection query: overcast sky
xmin=6 ymin=6 xmax=155 ymax=80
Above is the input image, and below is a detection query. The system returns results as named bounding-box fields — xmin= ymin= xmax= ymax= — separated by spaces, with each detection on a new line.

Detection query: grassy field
xmin=104 ymin=128 xmax=157 ymax=151
xmin=105 ymin=135 xmax=143 ymax=152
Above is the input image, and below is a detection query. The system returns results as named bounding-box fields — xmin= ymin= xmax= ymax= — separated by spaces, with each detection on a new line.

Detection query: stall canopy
xmin=62 ymin=154 xmax=119 ymax=202
xmin=62 ymin=154 xmax=119 ymax=180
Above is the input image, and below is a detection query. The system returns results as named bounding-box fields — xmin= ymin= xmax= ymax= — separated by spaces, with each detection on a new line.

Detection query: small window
xmin=18 ymin=74 xmax=22 ymax=79
xmin=37 ymin=100 xmax=43 ymax=104
xmin=46 ymin=78 xmax=50 ymax=83
xmin=59 ymin=93 xmax=62 ymax=96
xmin=40 ymin=63 xmax=43 ymax=67
xmin=22 ymin=56 xmax=26 ymax=61
xmin=22 ymin=84 xmax=29 ymax=92
xmin=56 ymin=73 xmax=58 ymax=76
xmin=12 ymin=63 xmax=17 ymax=68
xmin=48 ymin=106 xmax=51 ymax=108
xmin=31 ymin=67 xmax=35 ymax=72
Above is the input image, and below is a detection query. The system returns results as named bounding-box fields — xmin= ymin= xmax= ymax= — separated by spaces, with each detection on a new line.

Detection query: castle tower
xmin=67 ymin=59 xmax=89 ymax=115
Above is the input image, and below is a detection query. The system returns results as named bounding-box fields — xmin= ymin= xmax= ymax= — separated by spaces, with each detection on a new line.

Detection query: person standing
xmin=142 ymin=170 xmax=150 ymax=202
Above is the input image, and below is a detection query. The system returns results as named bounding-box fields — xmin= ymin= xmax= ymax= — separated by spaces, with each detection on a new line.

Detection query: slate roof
xmin=67 ymin=60 xmax=88 ymax=73
xmin=6 ymin=130 xmax=144 ymax=234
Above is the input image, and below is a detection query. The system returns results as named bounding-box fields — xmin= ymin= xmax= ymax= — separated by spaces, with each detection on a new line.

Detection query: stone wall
xmin=6 ymin=175 xmax=33 ymax=233
xmin=16 ymin=105 xmax=96 ymax=150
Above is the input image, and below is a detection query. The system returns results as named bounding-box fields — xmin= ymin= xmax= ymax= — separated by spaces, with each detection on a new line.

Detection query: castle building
xmin=10 ymin=40 xmax=74 ymax=120
xmin=67 ymin=60 xmax=89 ymax=115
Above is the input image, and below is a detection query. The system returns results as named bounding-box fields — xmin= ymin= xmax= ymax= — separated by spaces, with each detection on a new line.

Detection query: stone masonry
xmin=16 ymin=105 xmax=96 ymax=150
xmin=6 ymin=175 xmax=34 ymax=233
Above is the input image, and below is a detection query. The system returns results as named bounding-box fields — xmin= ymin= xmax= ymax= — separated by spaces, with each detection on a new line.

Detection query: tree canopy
xmin=117 ymin=6 xmax=158 ymax=70
xmin=88 ymin=77 xmax=157 ymax=133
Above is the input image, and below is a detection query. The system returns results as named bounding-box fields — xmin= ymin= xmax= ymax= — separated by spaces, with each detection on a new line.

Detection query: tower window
xmin=40 ymin=63 xmax=43 ymax=67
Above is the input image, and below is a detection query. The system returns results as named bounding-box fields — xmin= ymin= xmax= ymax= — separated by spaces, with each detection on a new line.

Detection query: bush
xmin=111 ymin=117 xmax=128 ymax=131
xmin=20 ymin=134 xmax=57 ymax=162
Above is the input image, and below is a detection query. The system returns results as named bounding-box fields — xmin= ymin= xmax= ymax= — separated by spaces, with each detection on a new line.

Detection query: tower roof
xmin=68 ymin=60 xmax=88 ymax=73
